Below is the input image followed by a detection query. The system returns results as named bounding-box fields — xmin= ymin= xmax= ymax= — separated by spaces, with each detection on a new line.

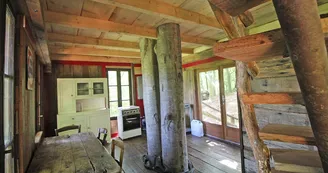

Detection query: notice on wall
xmin=27 ymin=46 xmax=34 ymax=90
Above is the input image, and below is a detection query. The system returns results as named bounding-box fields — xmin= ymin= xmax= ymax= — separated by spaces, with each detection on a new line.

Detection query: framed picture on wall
xmin=27 ymin=46 xmax=34 ymax=90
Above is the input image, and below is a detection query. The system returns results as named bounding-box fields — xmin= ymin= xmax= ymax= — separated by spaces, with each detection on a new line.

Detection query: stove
xmin=117 ymin=106 xmax=141 ymax=140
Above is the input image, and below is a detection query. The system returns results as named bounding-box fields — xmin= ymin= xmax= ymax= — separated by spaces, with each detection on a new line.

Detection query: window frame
xmin=0 ymin=0 xmax=6 ymax=171
xmin=106 ymin=69 xmax=132 ymax=117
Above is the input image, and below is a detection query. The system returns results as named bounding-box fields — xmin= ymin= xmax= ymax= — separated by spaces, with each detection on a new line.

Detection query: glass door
xmin=198 ymin=66 xmax=240 ymax=142
xmin=93 ymin=82 xmax=104 ymax=95
xmin=76 ymin=82 xmax=90 ymax=96
xmin=107 ymin=69 xmax=132 ymax=117
xmin=198 ymin=69 xmax=224 ymax=139
xmin=223 ymin=66 xmax=240 ymax=143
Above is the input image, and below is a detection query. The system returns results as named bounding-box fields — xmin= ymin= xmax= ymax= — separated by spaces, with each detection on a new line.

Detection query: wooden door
xmin=57 ymin=79 xmax=76 ymax=114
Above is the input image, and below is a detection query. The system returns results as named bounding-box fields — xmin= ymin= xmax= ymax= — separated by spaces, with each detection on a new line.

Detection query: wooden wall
xmin=183 ymin=69 xmax=197 ymax=116
xmin=43 ymin=63 xmax=103 ymax=137
xmin=15 ymin=16 xmax=38 ymax=173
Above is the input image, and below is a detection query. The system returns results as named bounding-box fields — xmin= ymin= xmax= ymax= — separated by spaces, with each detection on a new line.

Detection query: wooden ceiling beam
xmin=90 ymin=0 xmax=222 ymax=30
xmin=51 ymin=54 xmax=141 ymax=63
xmin=49 ymin=46 xmax=141 ymax=58
xmin=44 ymin=11 xmax=217 ymax=46
xmin=25 ymin=0 xmax=52 ymax=68
xmin=48 ymin=33 xmax=194 ymax=54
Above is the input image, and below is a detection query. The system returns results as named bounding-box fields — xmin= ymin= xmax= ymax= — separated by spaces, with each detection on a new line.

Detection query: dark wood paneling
xmin=15 ymin=15 xmax=38 ymax=172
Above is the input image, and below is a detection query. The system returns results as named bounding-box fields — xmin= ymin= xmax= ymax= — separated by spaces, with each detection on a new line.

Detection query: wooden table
xmin=27 ymin=132 xmax=120 ymax=173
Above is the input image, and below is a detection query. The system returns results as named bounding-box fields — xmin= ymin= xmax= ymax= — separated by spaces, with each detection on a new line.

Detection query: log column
xmin=273 ymin=0 xmax=328 ymax=171
xmin=139 ymin=38 xmax=163 ymax=170
xmin=156 ymin=23 xmax=189 ymax=173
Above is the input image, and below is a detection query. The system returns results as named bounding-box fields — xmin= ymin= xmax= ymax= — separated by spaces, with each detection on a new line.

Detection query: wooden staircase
xmin=242 ymin=92 xmax=323 ymax=172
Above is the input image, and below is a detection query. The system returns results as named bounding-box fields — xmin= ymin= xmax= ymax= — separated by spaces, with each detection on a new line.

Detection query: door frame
xmin=196 ymin=64 xmax=240 ymax=143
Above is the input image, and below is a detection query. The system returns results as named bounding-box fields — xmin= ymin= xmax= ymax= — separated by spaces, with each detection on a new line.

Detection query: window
xmin=107 ymin=69 xmax=132 ymax=117
xmin=3 ymin=5 xmax=15 ymax=173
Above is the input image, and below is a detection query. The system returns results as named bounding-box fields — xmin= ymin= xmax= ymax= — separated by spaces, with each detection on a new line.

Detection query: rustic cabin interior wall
xmin=243 ymin=59 xmax=313 ymax=173
xmin=15 ymin=15 xmax=38 ymax=173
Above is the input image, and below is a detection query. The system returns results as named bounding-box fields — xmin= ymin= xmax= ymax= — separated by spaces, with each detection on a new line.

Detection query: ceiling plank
xmin=51 ymin=54 xmax=141 ymax=63
xmin=90 ymin=0 xmax=222 ymax=30
xmin=44 ymin=11 xmax=217 ymax=46
xmin=47 ymin=33 xmax=194 ymax=54
xmin=49 ymin=46 xmax=141 ymax=58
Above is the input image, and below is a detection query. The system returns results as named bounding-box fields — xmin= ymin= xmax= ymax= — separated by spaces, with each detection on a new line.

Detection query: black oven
xmin=123 ymin=114 xmax=141 ymax=131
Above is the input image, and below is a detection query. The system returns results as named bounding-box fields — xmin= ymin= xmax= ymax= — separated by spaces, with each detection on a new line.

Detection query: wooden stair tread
xmin=259 ymin=124 xmax=316 ymax=145
xmin=242 ymin=92 xmax=304 ymax=105
xmin=271 ymin=149 xmax=323 ymax=173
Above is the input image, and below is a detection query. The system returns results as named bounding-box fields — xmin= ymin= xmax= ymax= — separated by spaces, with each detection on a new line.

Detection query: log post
xmin=209 ymin=2 xmax=271 ymax=172
xmin=156 ymin=23 xmax=189 ymax=173
xmin=236 ymin=61 xmax=271 ymax=172
xmin=273 ymin=0 xmax=328 ymax=171
xmin=139 ymin=38 xmax=164 ymax=170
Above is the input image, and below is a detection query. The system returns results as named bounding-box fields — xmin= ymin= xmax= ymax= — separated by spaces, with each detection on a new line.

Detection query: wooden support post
xmin=209 ymin=2 xmax=271 ymax=172
xmin=139 ymin=38 xmax=163 ymax=170
xmin=273 ymin=0 xmax=328 ymax=171
xmin=156 ymin=23 xmax=189 ymax=173
xmin=237 ymin=62 xmax=271 ymax=172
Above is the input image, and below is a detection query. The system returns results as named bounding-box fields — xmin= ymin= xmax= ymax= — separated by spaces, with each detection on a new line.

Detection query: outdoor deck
xmin=108 ymin=134 xmax=241 ymax=173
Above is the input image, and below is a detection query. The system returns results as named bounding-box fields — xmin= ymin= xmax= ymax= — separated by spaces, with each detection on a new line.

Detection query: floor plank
xmin=108 ymin=134 xmax=241 ymax=173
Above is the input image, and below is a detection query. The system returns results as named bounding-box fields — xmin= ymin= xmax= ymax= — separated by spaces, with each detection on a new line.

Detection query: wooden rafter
xmin=51 ymin=54 xmax=141 ymax=63
xmin=47 ymin=33 xmax=194 ymax=54
xmin=25 ymin=0 xmax=51 ymax=68
xmin=90 ymin=0 xmax=222 ymax=30
xmin=44 ymin=11 xmax=217 ymax=46
xmin=49 ymin=46 xmax=140 ymax=58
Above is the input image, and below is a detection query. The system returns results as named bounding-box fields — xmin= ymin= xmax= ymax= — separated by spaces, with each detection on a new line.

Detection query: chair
xmin=97 ymin=128 xmax=108 ymax=145
xmin=54 ymin=125 xmax=81 ymax=136
xmin=111 ymin=139 xmax=124 ymax=172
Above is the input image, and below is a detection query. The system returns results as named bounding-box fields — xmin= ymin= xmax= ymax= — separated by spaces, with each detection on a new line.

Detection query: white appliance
xmin=117 ymin=106 xmax=141 ymax=140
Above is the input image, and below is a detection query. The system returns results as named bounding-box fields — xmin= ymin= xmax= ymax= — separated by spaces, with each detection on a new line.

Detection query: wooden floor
xmin=107 ymin=134 xmax=241 ymax=173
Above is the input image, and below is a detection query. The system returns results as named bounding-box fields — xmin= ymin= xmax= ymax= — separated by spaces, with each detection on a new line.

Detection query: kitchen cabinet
xmin=75 ymin=78 xmax=107 ymax=98
xmin=57 ymin=79 xmax=76 ymax=114
xmin=57 ymin=78 xmax=111 ymax=141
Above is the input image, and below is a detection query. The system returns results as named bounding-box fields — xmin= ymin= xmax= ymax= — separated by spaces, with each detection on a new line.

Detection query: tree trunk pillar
xmin=139 ymin=38 xmax=163 ymax=169
xmin=273 ymin=0 xmax=328 ymax=171
xmin=156 ymin=23 xmax=189 ymax=173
